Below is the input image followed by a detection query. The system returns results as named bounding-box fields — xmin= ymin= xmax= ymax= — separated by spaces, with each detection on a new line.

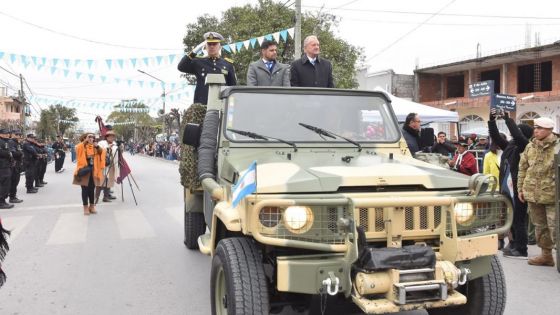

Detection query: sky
xmin=1 ymin=0 xmax=560 ymax=130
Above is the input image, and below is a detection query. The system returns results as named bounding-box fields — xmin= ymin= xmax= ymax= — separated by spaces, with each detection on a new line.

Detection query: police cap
xmin=204 ymin=32 xmax=224 ymax=43
xmin=26 ymin=133 xmax=35 ymax=138
xmin=0 ymin=128 xmax=10 ymax=134
xmin=11 ymin=129 xmax=22 ymax=136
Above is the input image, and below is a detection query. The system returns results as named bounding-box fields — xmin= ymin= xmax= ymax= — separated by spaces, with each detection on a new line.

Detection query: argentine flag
xmin=232 ymin=161 xmax=257 ymax=207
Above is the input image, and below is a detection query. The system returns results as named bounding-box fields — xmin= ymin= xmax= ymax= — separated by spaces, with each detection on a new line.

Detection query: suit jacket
xmin=246 ymin=60 xmax=290 ymax=86
xmin=290 ymin=55 xmax=334 ymax=88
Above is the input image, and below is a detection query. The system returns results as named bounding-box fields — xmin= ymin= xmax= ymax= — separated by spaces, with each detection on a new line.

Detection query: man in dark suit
xmin=290 ymin=35 xmax=334 ymax=88
xmin=177 ymin=31 xmax=236 ymax=104
xmin=247 ymin=40 xmax=290 ymax=86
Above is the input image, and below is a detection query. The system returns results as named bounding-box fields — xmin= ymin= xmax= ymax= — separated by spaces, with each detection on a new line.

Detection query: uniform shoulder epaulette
xmin=223 ymin=57 xmax=234 ymax=63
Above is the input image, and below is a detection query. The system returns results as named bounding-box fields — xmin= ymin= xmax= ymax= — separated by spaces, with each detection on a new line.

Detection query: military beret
xmin=204 ymin=31 xmax=224 ymax=43
xmin=534 ymin=117 xmax=554 ymax=129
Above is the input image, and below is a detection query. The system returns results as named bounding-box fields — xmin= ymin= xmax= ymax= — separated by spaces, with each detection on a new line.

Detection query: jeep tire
xmin=184 ymin=211 xmax=205 ymax=249
xmin=211 ymin=238 xmax=269 ymax=315
xmin=428 ymin=255 xmax=506 ymax=315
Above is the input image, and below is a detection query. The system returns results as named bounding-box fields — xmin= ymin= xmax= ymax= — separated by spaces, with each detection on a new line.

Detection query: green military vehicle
xmin=182 ymin=74 xmax=513 ymax=315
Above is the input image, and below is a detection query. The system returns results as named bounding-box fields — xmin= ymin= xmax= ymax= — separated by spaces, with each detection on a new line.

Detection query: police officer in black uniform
xmin=52 ymin=135 xmax=66 ymax=173
xmin=33 ymin=140 xmax=47 ymax=188
xmin=177 ymin=31 xmax=237 ymax=104
xmin=8 ymin=130 xmax=23 ymax=203
xmin=22 ymin=134 xmax=39 ymax=194
xmin=0 ymin=129 xmax=14 ymax=209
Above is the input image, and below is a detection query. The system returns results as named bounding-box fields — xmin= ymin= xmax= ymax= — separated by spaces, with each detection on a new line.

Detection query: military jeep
xmin=182 ymin=74 xmax=513 ymax=315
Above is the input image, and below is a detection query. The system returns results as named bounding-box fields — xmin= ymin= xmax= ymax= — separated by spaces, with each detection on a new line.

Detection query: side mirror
xmin=420 ymin=127 xmax=435 ymax=148
xmin=182 ymin=123 xmax=202 ymax=147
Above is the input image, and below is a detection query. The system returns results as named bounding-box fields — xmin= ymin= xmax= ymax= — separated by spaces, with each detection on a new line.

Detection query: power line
xmin=302 ymin=5 xmax=560 ymax=20
xmin=341 ymin=17 xmax=560 ymax=27
xmin=333 ymin=0 xmax=360 ymax=10
xmin=367 ymin=0 xmax=457 ymax=62
xmin=0 ymin=10 xmax=181 ymax=51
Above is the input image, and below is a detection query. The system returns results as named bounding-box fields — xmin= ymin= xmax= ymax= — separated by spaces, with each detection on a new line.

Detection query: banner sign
xmin=469 ymin=80 xmax=494 ymax=98
xmin=492 ymin=93 xmax=516 ymax=112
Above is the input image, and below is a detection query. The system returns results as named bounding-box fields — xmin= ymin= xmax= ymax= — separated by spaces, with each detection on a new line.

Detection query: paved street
xmin=0 ymin=154 xmax=559 ymax=315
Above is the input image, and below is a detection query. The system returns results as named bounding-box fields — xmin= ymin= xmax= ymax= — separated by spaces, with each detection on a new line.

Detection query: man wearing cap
xmin=290 ymin=35 xmax=334 ymax=88
xmin=33 ymin=139 xmax=48 ymax=188
xmin=518 ymin=117 xmax=559 ymax=267
xmin=177 ymin=31 xmax=237 ymax=105
xmin=448 ymin=136 xmax=477 ymax=176
xmin=22 ymin=134 xmax=39 ymax=194
xmin=0 ymin=129 xmax=14 ymax=209
xmin=7 ymin=130 xmax=23 ymax=203
xmin=247 ymin=40 xmax=290 ymax=87
xmin=52 ymin=135 xmax=67 ymax=173
xmin=97 ymin=130 xmax=118 ymax=202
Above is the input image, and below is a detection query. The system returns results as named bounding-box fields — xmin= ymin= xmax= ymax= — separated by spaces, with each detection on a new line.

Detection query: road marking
xmin=114 ymin=209 xmax=156 ymax=239
xmin=1 ymin=215 xmax=34 ymax=244
xmin=0 ymin=202 xmax=118 ymax=214
xmin=46 ymin=213 xmax=89 ymax=245
xmin=165 ymin=207 xmax=183 ymax=225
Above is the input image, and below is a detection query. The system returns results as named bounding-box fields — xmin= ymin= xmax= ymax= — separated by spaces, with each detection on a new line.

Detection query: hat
xmin=479 ymin=135 xmax=488 ymax=140
xmin=0 ymin=128 xmax=10 ymax=134
xmin=105 ymin=130 xmax=116 ymax=137
xmin=454 ymin=136 xmax=469 ymax=146
xmin=26 ymin=133 xmax=35 ymax=138
xmin=11 ymin=129 xmax=22 ymax=135
xmin=534 ymin=117 xmax=554 ymax=129
xmin=204 ymin=31 xmax=224 ymax=43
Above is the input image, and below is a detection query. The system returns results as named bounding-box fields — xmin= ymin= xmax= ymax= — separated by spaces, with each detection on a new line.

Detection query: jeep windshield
xmin=223 ymin=90 xmax=400 ymax=143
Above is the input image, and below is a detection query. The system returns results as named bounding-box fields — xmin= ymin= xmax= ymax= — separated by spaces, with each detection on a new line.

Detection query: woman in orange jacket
xmin=73 ymin=133 xmax=106 ymax=215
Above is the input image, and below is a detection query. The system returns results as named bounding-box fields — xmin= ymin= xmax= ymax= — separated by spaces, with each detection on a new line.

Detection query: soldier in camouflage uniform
xmin=518 ymin=117 xmax=560 ymax=267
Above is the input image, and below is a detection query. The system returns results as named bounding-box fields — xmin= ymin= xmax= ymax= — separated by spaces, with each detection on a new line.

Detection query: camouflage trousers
xmin=528 ymin=202 xmax=556 ymax=250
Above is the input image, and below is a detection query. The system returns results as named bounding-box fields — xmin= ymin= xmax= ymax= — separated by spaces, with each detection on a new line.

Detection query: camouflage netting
xmin=179 ymin=103 xmax=207 ymax=191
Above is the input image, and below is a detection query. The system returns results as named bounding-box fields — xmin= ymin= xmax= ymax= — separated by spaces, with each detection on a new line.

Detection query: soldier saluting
xmin=177 ymin=31 xmax=237 ymax=104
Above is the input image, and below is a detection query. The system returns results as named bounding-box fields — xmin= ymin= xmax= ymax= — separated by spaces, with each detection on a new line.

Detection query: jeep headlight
xmin=283 ymin=206 xmax=313 ymax=234
xmin=454 ymin=203 xmax=475 ymax=226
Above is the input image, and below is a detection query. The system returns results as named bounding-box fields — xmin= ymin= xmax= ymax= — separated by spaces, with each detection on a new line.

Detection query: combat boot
xmin=9 ymin=197 xmax=23 ymax=203
xmin=0 ymin=201 xmax=14 ymax=209
xmin=528 ymin=249 xmax=555 ymax=267
xmin=27 ymin=188 xmax=38 ymax=193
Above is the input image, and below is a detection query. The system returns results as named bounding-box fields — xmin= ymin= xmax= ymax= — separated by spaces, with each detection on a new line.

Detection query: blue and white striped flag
xmin=232 ymin=161 xmax=257 ymax=207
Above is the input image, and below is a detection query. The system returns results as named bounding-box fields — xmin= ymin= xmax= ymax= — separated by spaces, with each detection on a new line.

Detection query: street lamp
xmin=137 ymin=69 xmax=167 ymax=139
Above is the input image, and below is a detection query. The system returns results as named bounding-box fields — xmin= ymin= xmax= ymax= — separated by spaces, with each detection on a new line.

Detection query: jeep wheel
xmin=184 ymin=211 xmax=205 ymax=249
xmin=211 ymin=238 xmax=269 ymax=315
xmin=428 ymin=255 xmax=506 ymax=315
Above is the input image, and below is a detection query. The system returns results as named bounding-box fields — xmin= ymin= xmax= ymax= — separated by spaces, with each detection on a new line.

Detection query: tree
xmin=180 ymin=0 xmax=363 ymax=88
xmin=36 ymin=104 xmax=78 ymax=140
xmin=107 ymin=100 xmax=156 ymax=142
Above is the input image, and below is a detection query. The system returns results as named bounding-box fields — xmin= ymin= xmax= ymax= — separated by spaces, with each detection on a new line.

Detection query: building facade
xmin=0 ymin=95 xmax=24 ymax=122
xmin=357 ymin=68 xmax=414 ymax=99
xmin=414 ymin=42 xmax=560 ymax=134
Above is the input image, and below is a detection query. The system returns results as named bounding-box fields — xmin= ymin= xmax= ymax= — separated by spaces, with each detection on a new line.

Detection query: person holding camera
xmin=73 ymin=133 xmax=106 ymax=215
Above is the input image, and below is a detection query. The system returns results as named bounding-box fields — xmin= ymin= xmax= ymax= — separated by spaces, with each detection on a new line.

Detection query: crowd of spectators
xmin=126 ymin=140 xmax=181 ymax=161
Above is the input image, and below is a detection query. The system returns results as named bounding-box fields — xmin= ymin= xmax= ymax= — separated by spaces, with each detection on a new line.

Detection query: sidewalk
xmin=133 ymin=153 xmax=179 ymax=165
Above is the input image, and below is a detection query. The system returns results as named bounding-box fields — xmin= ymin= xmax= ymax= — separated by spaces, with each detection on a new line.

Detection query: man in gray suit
xmin=247 ymin=40 xmax=290 ymax=86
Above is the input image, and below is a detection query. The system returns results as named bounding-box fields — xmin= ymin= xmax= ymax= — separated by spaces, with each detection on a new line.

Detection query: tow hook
xmin=459 ymin=268 xmax=471 ymax=285
xmin=321 ymin=271 xmax=340 ymax=296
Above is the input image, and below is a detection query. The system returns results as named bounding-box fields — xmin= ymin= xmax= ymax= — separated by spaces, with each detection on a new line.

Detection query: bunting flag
xmin=0 ymin=27 xmax=294 ymax=71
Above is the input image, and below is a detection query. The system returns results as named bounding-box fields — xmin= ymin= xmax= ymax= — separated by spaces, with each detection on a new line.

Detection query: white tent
xmin=374 ymin=87 xmax=459 ymax=123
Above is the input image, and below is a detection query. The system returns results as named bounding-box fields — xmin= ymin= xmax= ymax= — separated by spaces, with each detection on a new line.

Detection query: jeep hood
xmin=248 ymin=156 xmax=469 ymax=194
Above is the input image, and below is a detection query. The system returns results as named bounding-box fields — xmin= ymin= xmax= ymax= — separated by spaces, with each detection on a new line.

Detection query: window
xmin=517 ymin=61 xmax=552 ymax=93
xmin=480 ymin=69 xmax=500 ymax=94
xmin=446 ymin=74 xmax=465 ymax=98
xmin=519 ymin=111 xmax=540 ymax=127
xmin=459 ymin=115 xmax=485 ymax=133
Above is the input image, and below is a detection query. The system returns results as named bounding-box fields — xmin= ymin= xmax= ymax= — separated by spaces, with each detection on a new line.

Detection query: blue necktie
xmin=266 ymin=61 xmax=273 ymax=71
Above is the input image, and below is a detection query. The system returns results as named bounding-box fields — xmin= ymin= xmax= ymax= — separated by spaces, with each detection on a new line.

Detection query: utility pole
xmin=137 ymin=69 xmax=167 ymax=140
xmin=294 ymin=0 xmax=302 ymax=58
xmin=19 ymin=74 xmax=26 ymax=133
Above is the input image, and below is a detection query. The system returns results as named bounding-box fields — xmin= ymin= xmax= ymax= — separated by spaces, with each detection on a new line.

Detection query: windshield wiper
xmin=227 ymin=128 xmax=298 ymax=152
xmin=298 ymin=122 xmax=362 ymax=152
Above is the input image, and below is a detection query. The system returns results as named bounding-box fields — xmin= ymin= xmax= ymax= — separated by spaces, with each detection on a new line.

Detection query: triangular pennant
xmin=100 ymin=75 xmax=106 ymax=82
xmin=171 ymin=83 xmax=176 ymax=90
xmin=87 ymin=59 xmax=94 ymax=69
xmin=130 ymin=58 xmax=137 ymax=67
xmin=52 ymin=58 xmax=59 ymax=67
xmin=236 ymin=42 xmax=243 ymax=52
xmin=168 ymin=54 xmax=176 ymax=64
xmin=41 ymin=57 xmax=46 ymax=65
xmin=106 ymin=59 xmax=112 ymax=69
xmin=74 ymin=59 xmax=81 ymax=67
xmin=170 ymin=95 xmax=174 ymax=101
xmin=9 ymin=54 xmax=17 ymax=63
xmin=150 ymin=82 xmax=155 ymax=89
xmin=272 ymin=32 xmax=280 ymax=43
xmin=63 ymin=69 xmax=69 ymax=77
xmin=127 ymin=80 xmax=132 ymax=87
xmin=243 ymin=40 xmax=250 ymax=49
xmin=287 ymin=28 xmax=294 ymax=39
xmin=280 ymin=30 xmax=288 ymax=41
xmin=76 ymin=72 xmax=82 ymax=79
xmin=143 ymin=57 xmax=150 ymax=66
xmin=228 ymin=44 xmax=237 ymax=54
xmin=265 ymin=34 xmax=273 ymax=41
xmin=31 ymin=56 xmax=38 ymax=65
xmin=117 ymin=59 xmax=124 ymax=69
xmin=115 ymin=78 xmax=120 ymax=84
xmin=156 ymin=56 xmax=163 ymax=65
xmin=250 ymin=38 xmax=258 ymax=48
xmin=138 ymin=81 xmax=144 ymax=88
xmin=0 ymin=51 xmax=4 ymax=60
xmin=64 ymin=59 xmax=70 ymax=68
xmin=88 ymin=74 xmax=95 ymax=81
xmin=20 ymin=55 xmax=28 ymax=64
xmin=222 ymin=45 xmax=231 ymax=53
xmin=50 ymin=67 xmax=57 ymax=75
xmin=257 ymin=36 xmax=265 ymax=45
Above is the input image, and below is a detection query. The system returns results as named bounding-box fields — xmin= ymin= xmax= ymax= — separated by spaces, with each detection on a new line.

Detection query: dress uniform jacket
xmin=246 ymin=60 xmax=290 ymax=86
xmin=290 ymin=55 xmax=334 ymax=88
xmin=177 ymin=55 xmax=237 ymax=104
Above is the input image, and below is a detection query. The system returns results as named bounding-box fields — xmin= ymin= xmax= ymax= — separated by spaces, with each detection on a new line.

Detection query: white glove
xmin=191 ymin=41 xmax=206 ymax=56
